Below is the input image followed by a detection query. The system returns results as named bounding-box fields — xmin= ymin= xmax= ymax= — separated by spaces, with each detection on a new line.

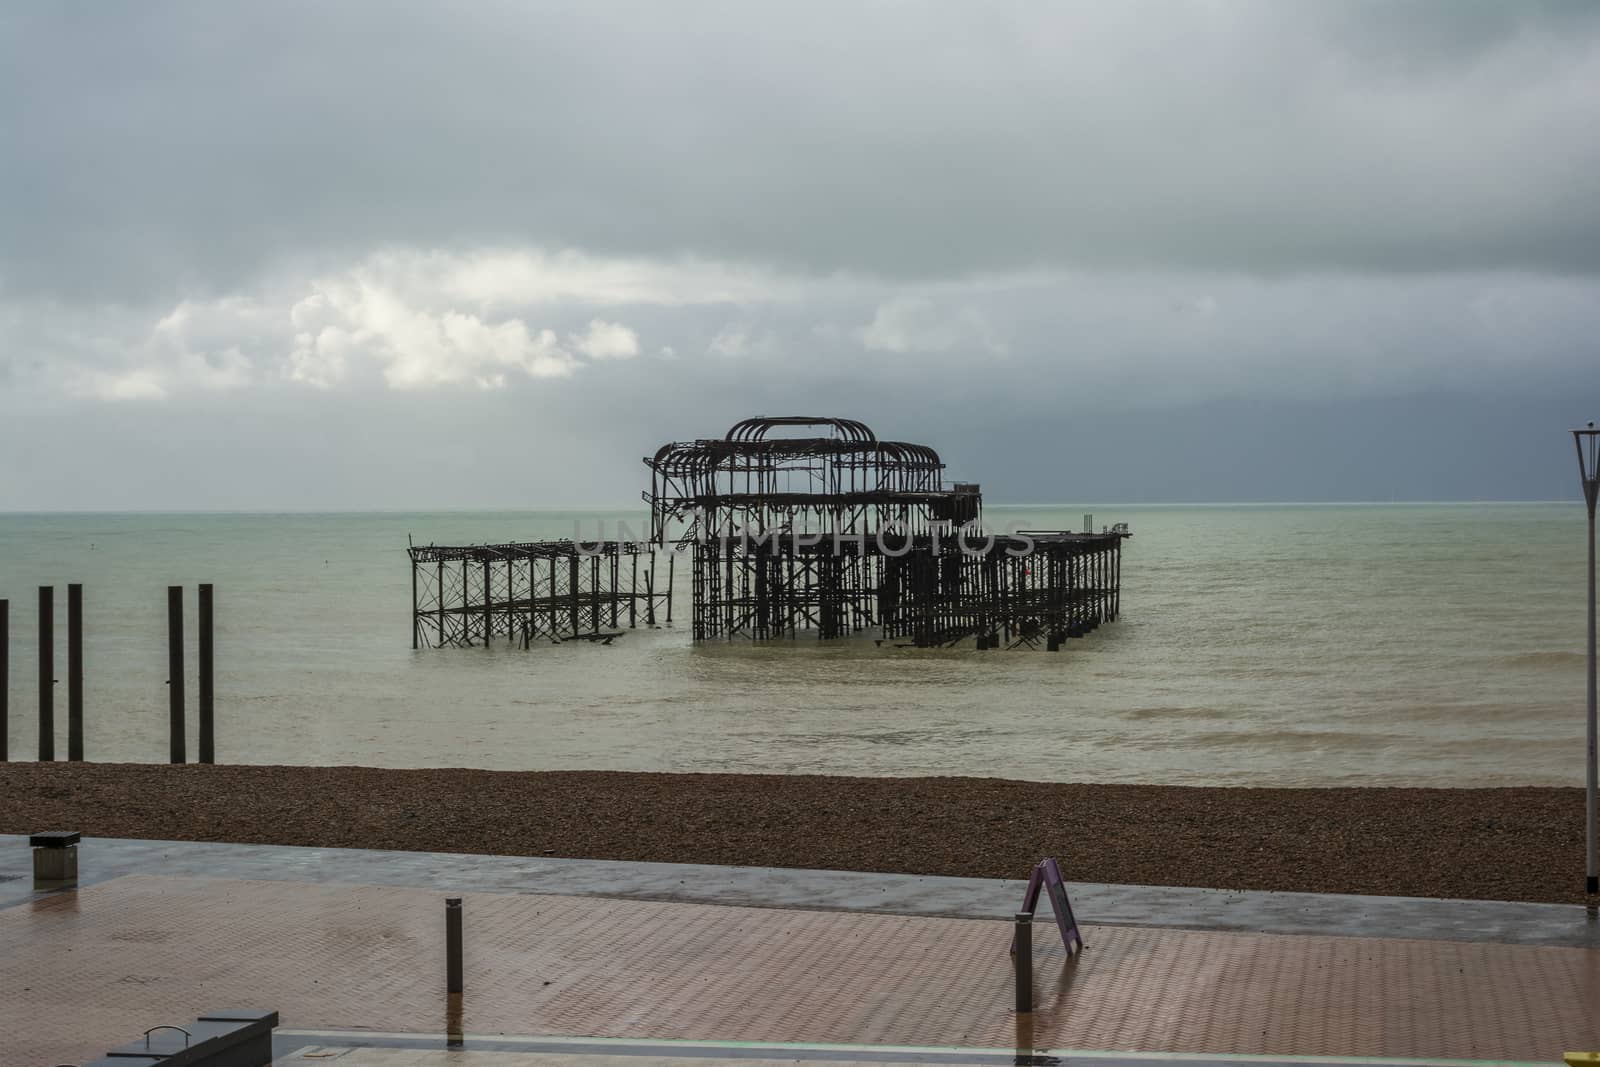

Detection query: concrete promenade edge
xmin=2 ymin=834 xmax=1596 ymax=948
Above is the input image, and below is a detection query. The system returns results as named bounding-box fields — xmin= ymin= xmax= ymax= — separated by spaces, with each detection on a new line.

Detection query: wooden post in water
xmin=1 ymin=598 xmax=8 ymax=761
xmin=38 ymin=586 xmax=54 ymax=761
xmin=199 ymin=583 xmax=214 ymax=764
xmin=67 ymin=583 xmax=83 ymax=761
xmin=167 ymin=585 xmax=186 ymax=764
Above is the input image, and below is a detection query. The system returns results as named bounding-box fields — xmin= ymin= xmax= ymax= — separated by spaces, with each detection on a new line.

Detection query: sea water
xmin=0 ymin=503 xmax=1589 ymax=786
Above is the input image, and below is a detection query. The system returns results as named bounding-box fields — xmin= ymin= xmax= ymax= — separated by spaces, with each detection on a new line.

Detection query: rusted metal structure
xmin=407 ymin=540 xmax=666 ymax=649
xmin=876 ymin=532 xmax=1123 ymax=650
xmin=645 ymin=416 xmax=979 ymax=545
xmin=409 ymin=415 xmax=1128 ymax=650
xmin=645 ymin=416 xmax=1128 ymax=647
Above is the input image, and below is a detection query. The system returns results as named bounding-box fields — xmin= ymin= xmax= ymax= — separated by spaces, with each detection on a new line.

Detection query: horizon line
xmin=0 ymin=499 xmax=1586 ymax=516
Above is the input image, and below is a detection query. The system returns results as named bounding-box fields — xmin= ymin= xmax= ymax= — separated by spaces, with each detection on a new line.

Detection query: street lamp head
xmin=1578 ymin=422 xmax=1600 ymax=510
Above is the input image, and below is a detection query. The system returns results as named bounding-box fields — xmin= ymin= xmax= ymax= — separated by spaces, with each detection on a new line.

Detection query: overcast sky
xmin=3 ymin=0 xmax=1598 ymax=508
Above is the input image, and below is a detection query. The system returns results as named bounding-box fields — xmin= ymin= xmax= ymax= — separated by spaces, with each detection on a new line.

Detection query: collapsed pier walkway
xmin=407 ymin=540 xmax=668 ymax=649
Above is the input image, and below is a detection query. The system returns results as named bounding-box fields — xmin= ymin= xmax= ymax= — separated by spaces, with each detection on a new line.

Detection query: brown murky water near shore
xmin=0 ymin=503 xmax=1590 ymax=786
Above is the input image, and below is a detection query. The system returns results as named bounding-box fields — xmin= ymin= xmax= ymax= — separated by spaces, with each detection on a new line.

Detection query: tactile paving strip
xmin=2 ymin=875 xmax=1596 ymax=1067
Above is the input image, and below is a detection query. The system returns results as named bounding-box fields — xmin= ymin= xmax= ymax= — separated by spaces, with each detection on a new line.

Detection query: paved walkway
xmin=4 ymin=834 xmax=1598 ymax=947
xmin=5 ymin=874 xmax=1599 ymax=1067
xmin=2 ymin=836 xmax=1597 ymax=1067
xmin=266 ymin=1039 xmax=1586 ymax=1067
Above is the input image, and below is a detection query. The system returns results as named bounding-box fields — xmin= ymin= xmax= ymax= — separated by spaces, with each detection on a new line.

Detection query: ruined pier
xmin=648 ymin=417 xmax=1128 ymax=647
xmin=409 ymin=416 xmax=1129 ymax=650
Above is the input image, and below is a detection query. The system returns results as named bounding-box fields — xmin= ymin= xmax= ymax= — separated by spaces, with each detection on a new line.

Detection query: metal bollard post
xmin=1014 ymin=911 xmax=1033 ymax=1014
xmin=446 ymin=898 xmax=463 ymax=994
xmin=446 ymin=992 xmax=464 ymax=1048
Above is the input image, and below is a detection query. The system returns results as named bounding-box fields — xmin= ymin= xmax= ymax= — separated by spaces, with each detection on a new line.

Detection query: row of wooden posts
xmin=0 ymin=584 xmax=216 ymax=764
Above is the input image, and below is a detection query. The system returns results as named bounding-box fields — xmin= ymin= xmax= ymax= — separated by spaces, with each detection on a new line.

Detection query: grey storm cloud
xmin=1 ymin=0 xmax=1598 ymax=509
xmin=4 ymin=0 xmax=1600 ymax=297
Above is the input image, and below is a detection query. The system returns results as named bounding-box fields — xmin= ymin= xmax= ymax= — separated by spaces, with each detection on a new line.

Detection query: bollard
xmin=446 ymin=897 xmax=463 ymax=994
xmin=68 ymin=583 xmax=83 ymax=761
xmin=446 ymin=992 xmax=465 ymax=1048
xmin=1 ymin=597 xmax=8 ymax=762
xmin=199 ymin=583 xmax=214 ymax=764
xmin=168 ymin=586 xmax=185 ymax=763
xmin=31 ymin=831 xmax=79 ymax=885
xmin=1014 ymin=911 xmax=1033 ymax=1013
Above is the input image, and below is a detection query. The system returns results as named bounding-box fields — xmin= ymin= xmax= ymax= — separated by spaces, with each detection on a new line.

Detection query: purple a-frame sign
xmin=1009 ymin=857 xmax=1084 ymax=956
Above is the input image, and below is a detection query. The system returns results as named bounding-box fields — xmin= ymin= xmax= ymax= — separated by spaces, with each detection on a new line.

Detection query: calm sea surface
xmin=0 ymin=504 xmax=1590 ymax=787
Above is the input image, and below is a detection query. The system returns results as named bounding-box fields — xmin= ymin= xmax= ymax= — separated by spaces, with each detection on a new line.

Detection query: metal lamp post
xmin=1575 ymin=421 xmax=1599 ymax=897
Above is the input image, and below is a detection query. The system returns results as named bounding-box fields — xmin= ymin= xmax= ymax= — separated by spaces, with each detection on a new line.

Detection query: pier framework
xmin=407 ymin=540 xmax=667 ymax=649
xmin=407 ymin=416 xmax=1129 ymax=651
xmin=648 ymin=417 xmax=1129 ymax=647
xmin=687 ymin=530 xmax=1122 ymax=648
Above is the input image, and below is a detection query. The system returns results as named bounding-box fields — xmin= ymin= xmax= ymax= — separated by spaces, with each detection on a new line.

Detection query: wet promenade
xmin=2 ymin=836 xmax=1596 ymax=1067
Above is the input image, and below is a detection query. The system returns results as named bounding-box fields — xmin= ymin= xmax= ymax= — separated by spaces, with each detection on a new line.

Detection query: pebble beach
xmin=2 ymin=763 xmax=1588 ymax=906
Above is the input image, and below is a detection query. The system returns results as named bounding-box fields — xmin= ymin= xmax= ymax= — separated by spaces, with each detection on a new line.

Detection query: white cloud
xmin=60 ymin=298 xmax=260 ymax=400
xmin=435 ymin=249 xmax=834 ymax=309
xmin=8 ymin=246 xmax=1600 ymax=415
xmin=69 ymin=367 xmax=169 ymax=401
xmin=858 ymin=297 xmax=1008 ymax=356
xmin=14 ymin=253 xmax=675 ymax=400
xmin=313 ymin=280 xmax=578 ymax=389
xmin=288 ymin=291 xmax=353 ymax=388
xmin=707 ymin=326 xmax=779 ymax=360
xmin=570 ymin=319 xmax=639 ymax=360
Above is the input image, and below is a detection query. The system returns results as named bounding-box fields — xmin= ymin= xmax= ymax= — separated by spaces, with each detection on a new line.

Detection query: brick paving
xmin=4 ymin=874 xmax=1597 ymax=1067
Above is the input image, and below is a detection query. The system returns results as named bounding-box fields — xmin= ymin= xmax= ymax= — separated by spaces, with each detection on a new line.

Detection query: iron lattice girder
xmin=645 ymin=416 xmax=982 ymax=544
xmin=408 ymin=540 xmax=647 ymax=565
xmin=678 ymin=490 xmax=980 ymax=518
xmin=647 ymin=438 xmax=944 ymax=477
xmin=690 ymin=529 xmax=1127 ymax=647
xmin=694 ymin=530 xmax=1122 ymax=557
xmin=408 ymin=539 xmax=667 ymax=649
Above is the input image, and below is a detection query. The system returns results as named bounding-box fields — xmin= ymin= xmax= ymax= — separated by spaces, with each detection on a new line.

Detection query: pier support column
xmin=199 ymin=583 xmax=215 ymax=764
xmin=38 ymin=586 xmax=53 ymax=761
xmin=1 ymin=598 xmax=8 ymax=761
xmin=168 ymin=585 xmax=186 ymax=764
xmin=67 ymin=583 xmax=83 ymax=761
